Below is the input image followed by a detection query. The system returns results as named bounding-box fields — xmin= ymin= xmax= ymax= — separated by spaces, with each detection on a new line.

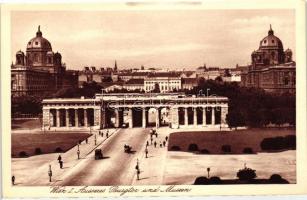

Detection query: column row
xmin=45 ymin=108 xmax=95 ymax=128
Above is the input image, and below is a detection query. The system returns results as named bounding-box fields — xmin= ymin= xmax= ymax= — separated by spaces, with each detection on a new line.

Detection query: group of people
xmin=148 ymin=128 xmax=169 ymax=149
xmin=98 ymin=129 xmax=109 ymax=138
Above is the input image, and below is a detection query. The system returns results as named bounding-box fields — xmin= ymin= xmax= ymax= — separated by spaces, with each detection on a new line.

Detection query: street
xmin=58 ymin=128 xmax=149 ymax=186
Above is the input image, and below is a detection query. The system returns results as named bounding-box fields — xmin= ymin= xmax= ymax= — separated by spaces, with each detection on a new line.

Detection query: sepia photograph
xmin=1 ymin=0 xmax=307 ymax=198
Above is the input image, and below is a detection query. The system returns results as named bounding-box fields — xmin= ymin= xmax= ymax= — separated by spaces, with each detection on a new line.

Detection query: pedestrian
xmin=12 ymin=175 xmax=15 ymax=185
xmin=150 ymin=137 xmax=153 ymax=145
xmin=57 ymin=155 xmax=62 ymax=163
xmin=106 ymin=130 xmax=109 ymax=138
xmin=146 ymin=141 xmax=149 ymax=147
xmin=136 ymin=168 xmax=140 ymax=180
xmin=77 ymin=149 xmax=80 ymax=159
xmin=155 ymin=132 xmax=158 ymax=138
xmin=101 ymin=131 xmax=104 ymax=137
xmin=145 ymin=148 xmax=148 ymax=158
xmin=154 ymin=141 xmax=157 ymax=148
xmin=165 ymin=136 xmax=168 ymax=142
xmin=160 ymin=142 xmax=162 ymax=148
xmin=59 ymin=160 xmax=63 ymax=169
xmin=163 ymin=141 xmax=166 ymax=147
xmin=99 ymin=130 xmax=101 ymax=136
xmin=85 ymin=138 xmax=88 ymax=144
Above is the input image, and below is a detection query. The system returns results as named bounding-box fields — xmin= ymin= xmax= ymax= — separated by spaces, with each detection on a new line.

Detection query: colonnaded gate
xmin=42 ymin=93 xmax=229 ymax=130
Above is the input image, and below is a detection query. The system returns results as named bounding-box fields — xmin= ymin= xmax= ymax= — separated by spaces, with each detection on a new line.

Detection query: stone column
xmin=66 ymin=109 xmax=69 ymax=127
xmin=56 ymin=109 xmax=60 ymax=127
xmin=84 ymin=109 xmax=88 ymax=127
xmin=211 ymin=107 xmax=215 ymax=125
xmin=75 ymin=109 xmax=79 ymax=127
xmin=156 ymin=108 xmax=160 ymax=128
xmin=202 ymin=107 xmax=206 ymax=126
xmin=142 ymin=108 xmax=147 ymax=128
xmin=193 ymin=107 xmax=197 ymax=126
xmin=94 ymin=107 xmax=101 ymax=128
xmin=115 ymin=109 xmax=120 ymax=128
xmin=42 ymin=108 xmax=50 ymax=129
xmin=171 ymin=107 xmax=179 ymax=128
xmin=129 ymin=108 xmax=133 ymax=128
xmin=184 ymin=107 xmax=188 ymax=126
xmin=221 ymin=106 xmax=228 ymax=126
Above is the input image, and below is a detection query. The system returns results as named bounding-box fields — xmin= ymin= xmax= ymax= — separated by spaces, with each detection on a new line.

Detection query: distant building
xmin=118 ymin=72 xmax=149 ymax=82
xmin=11 ymin=26 xmax=78 ymax=97
xmin=78 ymin=66 xmax=113 ymax=87
xmin=241 ymin=25 xmax=296 ymax=94
xmin=182 ymin=78 xmax=198 ymax=90
xmin=144 ymin=72 xmax=182 ymax=93
xmin=123 ymin=79 xmax=144 ymax=91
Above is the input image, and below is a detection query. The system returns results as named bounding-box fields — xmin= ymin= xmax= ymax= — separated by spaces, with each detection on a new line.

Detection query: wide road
xmin=58 ymin=128 xmax=149 ymax=186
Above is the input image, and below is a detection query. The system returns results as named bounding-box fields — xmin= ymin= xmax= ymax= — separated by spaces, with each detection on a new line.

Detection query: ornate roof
xmin=259 ymin=25 xmax=283 ymax=50
xmin=26 ymin=26 xmax=52 ymax=51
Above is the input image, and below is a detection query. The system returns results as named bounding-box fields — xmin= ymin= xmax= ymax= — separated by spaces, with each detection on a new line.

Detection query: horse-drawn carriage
xmin=124 ymin=144 xmax=132 ymax=153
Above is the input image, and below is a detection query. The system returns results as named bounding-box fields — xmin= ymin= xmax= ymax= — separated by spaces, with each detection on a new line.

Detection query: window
xmin=263 ymin=40 xmax=267 ymax=44
xmin=35 ymin=42 xmax=38 ymax=45
xmin=28 ymin=42 xmax=31 ymax=45
xmin=272 ymin=40 xmax=275 ymax=43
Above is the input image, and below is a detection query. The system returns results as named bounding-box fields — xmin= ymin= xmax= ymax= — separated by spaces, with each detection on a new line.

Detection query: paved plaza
xmin=11 ymin=126 xmax=296 ymax=186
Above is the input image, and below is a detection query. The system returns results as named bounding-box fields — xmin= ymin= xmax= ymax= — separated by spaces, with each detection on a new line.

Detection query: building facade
xmin=42 ymin=93 xmax=229 ymax=130
xmin=11 ymin=26 xmax=78 ymax=97
xmin=241 ymin=25 xmax=296 ymax=94
xmin=144 ymin=73 xmax=182 ymax=93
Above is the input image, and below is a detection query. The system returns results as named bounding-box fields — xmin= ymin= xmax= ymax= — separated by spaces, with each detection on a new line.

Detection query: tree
xmin=152 ymin=83 xmax=160 ymax=93
xmin=226 ymin=109 xmax=246 ymax=130
xmin=237 ymin=166 xmax=257 ymax=181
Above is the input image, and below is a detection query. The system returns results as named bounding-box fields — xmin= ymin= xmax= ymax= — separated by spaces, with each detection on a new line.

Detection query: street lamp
xmin=207 ymin=167 xmax=210 ymax=178
xmin=48 ymin=165 xmax=52 ymax=182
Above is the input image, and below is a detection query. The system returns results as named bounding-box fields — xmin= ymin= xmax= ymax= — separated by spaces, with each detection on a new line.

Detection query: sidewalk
xmin=12 ymin=128 xmax=120 ymax=186
xmin=132 ymin=127 xmax=170 ymax=185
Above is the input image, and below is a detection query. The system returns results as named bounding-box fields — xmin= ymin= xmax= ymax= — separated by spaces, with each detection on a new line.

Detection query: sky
xmin=11 ymin=9 xmax=295 ymax=70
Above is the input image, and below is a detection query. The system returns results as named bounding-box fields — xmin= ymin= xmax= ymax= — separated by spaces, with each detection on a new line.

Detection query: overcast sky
xmin=11 ymin=10 xmax=295 ymax=70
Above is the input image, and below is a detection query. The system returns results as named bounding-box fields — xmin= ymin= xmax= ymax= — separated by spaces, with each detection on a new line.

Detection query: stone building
xmin=144 ymin=72 xmax=182 ymax=93
xmin=241 ymin=25 xmax=296 ymax=94
xmin=11 ymin=26 xmax=78 ymax=97
xmin=42 ymin=93 xmax=229 ymax=130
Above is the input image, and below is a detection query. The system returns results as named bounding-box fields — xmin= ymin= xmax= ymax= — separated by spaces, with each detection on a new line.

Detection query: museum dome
xmin=259 ymin=25 xmax=283 ymax=50
xmin=26 ymin=26 xmax=52 ymax=51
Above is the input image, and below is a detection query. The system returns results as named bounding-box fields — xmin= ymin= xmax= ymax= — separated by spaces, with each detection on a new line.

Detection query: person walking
xmin=154 ymin=141 xmax=157 ymax=148
xmin=146 ymin=141 xmax=149 ymax=147
xmin=160 ymin=142 xmax=162 ymax=148
xmin=57 ymin=155 xmax=62 ymax=163
xmin=59 ymin=160 xmax=63 ymax=169
xmin=163 ymin=140 xmax=166 ymax=147
xmin=106 ymin=130 xmax=109 ymax=138
xmin=150 ymin=137 xmax=153 ymax=145
xmin=12 ymin=175 xmax=15 ymax=185
xmin=136 ymin=168 xmax=140 ymax=180
xmin=145 ymin=148 xmax=148 ymax=158
xmin=165 ymin=136 xmax=168 ymax=142
xmin=85 ymin=138 xmax=88 ymax=144
xmin=77 ymin=149 xmax=80 ymax=159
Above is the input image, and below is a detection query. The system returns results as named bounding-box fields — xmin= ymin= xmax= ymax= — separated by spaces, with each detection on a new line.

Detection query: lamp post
xmin=207 ymin=167 xmax=210 ymax=178
xmin=206 ymin=88 xmax=210 ymax=97
xmin=48 ymin=165 xmax=52 ymax=182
